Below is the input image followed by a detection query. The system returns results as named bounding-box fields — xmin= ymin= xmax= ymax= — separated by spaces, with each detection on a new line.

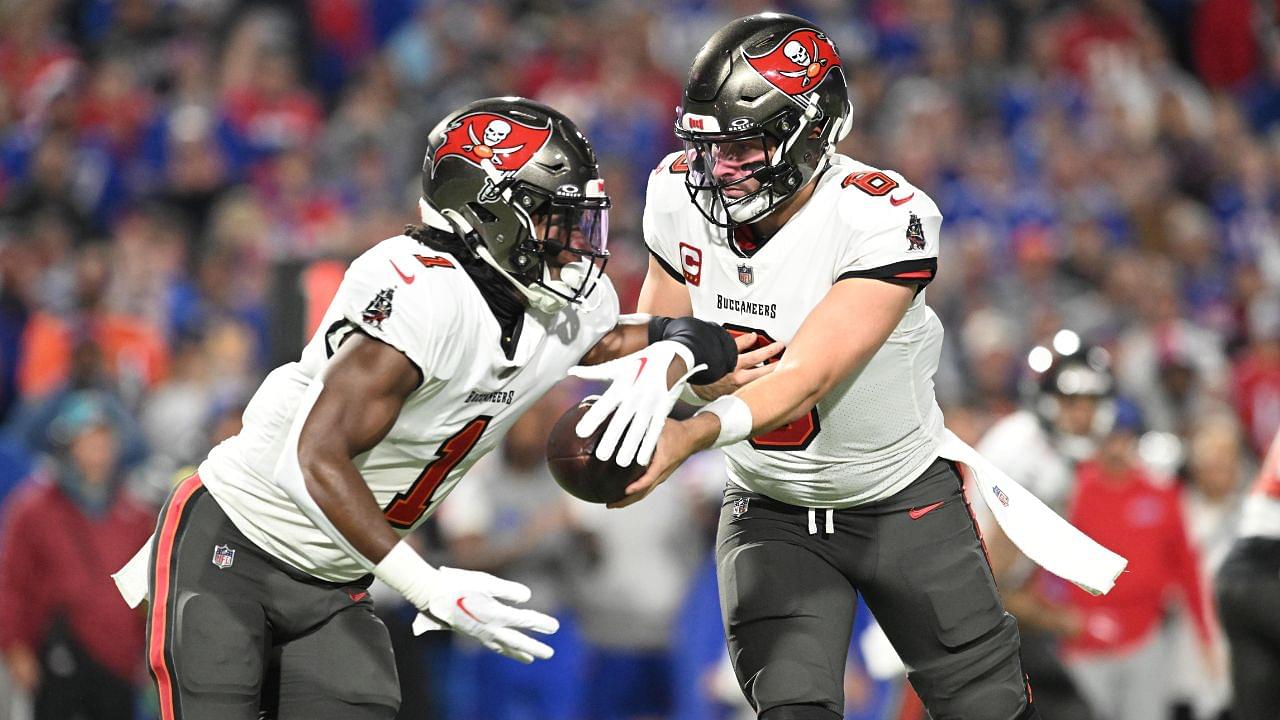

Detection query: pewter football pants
xmin=716 ymin=459 xmax=1035 ymax=720
xmin=146 ymin=474 xmax=400 ymax=720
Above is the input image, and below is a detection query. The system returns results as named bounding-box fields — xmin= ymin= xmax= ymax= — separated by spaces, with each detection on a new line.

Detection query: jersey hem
xmin=198 ymin=459 xmax=372 ymax=584
xmin=722 ymin=448 xmax=939 ymax=509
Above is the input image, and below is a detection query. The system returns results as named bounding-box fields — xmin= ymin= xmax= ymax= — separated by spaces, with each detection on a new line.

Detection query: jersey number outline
xmin=723 ymin=324 xmax=821 ymax=451
xmin=657 ymin=154 xmax=690 ymax=174
xmin=841 ymin=171 xmax=898 ymax=197
xmin=384 ymin=416 xmax=491 ymax=528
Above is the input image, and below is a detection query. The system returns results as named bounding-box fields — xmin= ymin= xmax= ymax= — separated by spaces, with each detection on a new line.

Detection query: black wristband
xmin=648 ymin=316 xmax=672 ymax=345
xmin=648 ymin=316 xmax=736 ymax=385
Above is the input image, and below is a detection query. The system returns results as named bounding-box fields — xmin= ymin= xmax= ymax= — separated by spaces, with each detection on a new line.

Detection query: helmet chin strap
xmin=418 ymin=197 xmax=574 ymax=314
xmin=725 ymin=192 xmax=773 ymax=223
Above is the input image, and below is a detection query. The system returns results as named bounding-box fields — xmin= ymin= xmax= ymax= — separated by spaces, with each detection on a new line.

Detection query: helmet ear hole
xmin=466 ymin=202 xmax=499 ymax=224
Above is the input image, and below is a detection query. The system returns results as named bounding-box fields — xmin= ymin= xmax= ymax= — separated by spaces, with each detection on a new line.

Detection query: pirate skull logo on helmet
xmin=783 ymin=40 xmax=810 ymax=67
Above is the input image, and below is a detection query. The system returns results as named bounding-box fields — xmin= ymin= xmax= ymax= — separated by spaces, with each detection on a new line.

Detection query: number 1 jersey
xmin=199 ymin=234 xmax=619 ymax=582
xmin=645 ymin=153 xmax=946 ymax=507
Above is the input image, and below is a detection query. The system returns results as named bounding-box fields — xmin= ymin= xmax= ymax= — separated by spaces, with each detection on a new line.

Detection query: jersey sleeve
xmin=833 ymin=190 xmax=941 ymax=289
xmin=325 ymin=244 xmax=468 ymax=382
xmin=590 ymin=272 xmax=622 ymax=330
xmin=642 ymin=152 xmax=692 ymax=285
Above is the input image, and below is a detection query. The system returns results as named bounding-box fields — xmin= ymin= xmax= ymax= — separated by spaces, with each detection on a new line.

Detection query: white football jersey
xmin=976 ymin=410 xmax=1080 ymax=513
xmin=645 ymin=152 xmax=945 ymax=507
xmin=200 ymin=235 xmax=619 ymax=582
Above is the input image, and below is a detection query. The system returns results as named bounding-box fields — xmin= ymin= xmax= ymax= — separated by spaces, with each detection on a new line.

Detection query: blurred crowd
xmin=0 ymin=0 xmax=1277 ymax=718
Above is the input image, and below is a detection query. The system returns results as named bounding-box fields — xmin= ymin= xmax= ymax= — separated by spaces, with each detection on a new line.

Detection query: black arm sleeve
xmin=647 ymin=316 xmax=736 ymax=385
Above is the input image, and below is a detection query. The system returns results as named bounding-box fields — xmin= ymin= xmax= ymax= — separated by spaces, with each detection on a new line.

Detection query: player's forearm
xmin=297 ymin=450 xmax=401 ymax=564
xmin=275 ymin=373 xmax=407 ymax=570
xmin=720 ymin=279 xmax=911 ymax=437
xmin=578 ymin=321 xmax=649 ymax=365
xmin=736 ymin=363 xmax=824 ymax=434
xmin=680 ymin=361 xmax=827 ymax=452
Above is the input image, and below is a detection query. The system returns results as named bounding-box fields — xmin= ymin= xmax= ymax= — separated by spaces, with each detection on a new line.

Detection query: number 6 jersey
xmin=645 ymin=152 xmax=945 ymax=508
xmin=199 ymin=234 xmax=619 ymax=582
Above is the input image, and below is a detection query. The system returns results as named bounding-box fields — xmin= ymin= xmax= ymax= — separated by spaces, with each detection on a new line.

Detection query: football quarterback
xmin=616 ymin=13 xmax=1043 ymax=720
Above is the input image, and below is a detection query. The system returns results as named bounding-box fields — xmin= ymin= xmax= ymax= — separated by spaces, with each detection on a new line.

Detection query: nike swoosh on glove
xmin=567 ymin=340 xmax=706 ymax=467
xmin=410 ymin=566 xmax=560 ymax=664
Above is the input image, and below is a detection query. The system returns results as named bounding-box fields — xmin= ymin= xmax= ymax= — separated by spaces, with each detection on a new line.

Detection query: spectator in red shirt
xmin=0 ymin=392 xmax=155 ymax=720
xmin=1060 ymin=410 xmax=1218 ymax=720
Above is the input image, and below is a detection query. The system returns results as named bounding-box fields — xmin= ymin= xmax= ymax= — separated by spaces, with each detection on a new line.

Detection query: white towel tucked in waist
xmin=937 ymin=429 xmax=1127 ymax=595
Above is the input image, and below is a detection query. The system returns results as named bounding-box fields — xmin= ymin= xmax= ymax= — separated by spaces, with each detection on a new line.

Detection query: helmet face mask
xmin=521 ymin=191 xmax=609 ymax=307
xmin=680 ymin=129 xmax=797 ymax=227
xmin=420 ymin=98 xmax=610 ymax=312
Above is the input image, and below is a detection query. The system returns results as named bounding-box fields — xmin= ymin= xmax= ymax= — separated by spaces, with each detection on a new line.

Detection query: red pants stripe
xmin=147 ymin=474 xmax=204 ymax=720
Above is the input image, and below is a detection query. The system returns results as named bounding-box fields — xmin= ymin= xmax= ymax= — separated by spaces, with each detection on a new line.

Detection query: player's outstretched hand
xmin=607 ymin=417 xmax=707 ymax=508
xmin=691 ymin=332 xmax=784 ymax=402
xmin=411 ymin=566 xmax=560 ymax=664
xmin=567 ymin=340 xmax=706 ymax=467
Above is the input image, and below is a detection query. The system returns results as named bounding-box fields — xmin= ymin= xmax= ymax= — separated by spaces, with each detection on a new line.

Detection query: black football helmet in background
xmin=419 ymin=97 xmax=609 ymax=313
xmin=675 ymin=12 xmax=853 ymax=227
xmin=1024 ymin=330 xmax=1117 ymax=458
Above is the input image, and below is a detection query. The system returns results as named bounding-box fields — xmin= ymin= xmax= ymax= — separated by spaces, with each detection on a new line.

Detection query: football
xmin=546 ymin=399 xmax=647 ymax=504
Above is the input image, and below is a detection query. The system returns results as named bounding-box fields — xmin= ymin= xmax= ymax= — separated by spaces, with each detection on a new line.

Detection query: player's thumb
xmin=566 ymin=362 xmax=616 ymax=381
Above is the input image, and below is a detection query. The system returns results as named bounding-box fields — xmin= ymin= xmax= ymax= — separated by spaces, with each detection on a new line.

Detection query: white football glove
xmin=375 ymin=544 xmax=558 ymax=664
xmin=567 ymin=340 xmax=706 ymax=467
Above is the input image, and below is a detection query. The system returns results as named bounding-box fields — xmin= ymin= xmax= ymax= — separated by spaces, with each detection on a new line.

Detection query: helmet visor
xmin=534 ymin=200 xmax=609 ymax=261
xmin=529 ymin=197 xmax=610 ymax=305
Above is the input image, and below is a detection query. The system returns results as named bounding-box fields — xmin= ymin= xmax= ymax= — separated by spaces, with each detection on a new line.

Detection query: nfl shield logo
xmin=211 ymin=544 xmax=236 ymax=570
xmin=737 ymin=264 xmax=754 ymax=286
xmin=732 ymin=497 xmax=750 ymax=517
xmin=991 ymin=485 xmax=1010 ymax=508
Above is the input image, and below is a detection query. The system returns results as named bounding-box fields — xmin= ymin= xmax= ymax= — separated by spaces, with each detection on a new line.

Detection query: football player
xmin=1215 ymin=425 xmax=1280 ymax=720
xmin=591 ymin=13 xmax=1042 ymax=720
xmin=974 ymin=332 xmax=1116 ymax=719
xmin=113 ymin=97 xmax=736 ymax=720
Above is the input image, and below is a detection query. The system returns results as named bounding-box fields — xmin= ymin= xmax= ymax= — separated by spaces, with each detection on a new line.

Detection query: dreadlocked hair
xmin=402 ymin=223 xmax=525 ymax=323
xmin=404 ymin=223 xmax=463 ymax=253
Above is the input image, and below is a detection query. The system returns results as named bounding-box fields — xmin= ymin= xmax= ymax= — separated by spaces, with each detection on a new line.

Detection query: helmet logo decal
xmin=434 ymin=112 xmax=553 ymax=201
xmin=743 ymin=28 xmax=841 ymax=101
